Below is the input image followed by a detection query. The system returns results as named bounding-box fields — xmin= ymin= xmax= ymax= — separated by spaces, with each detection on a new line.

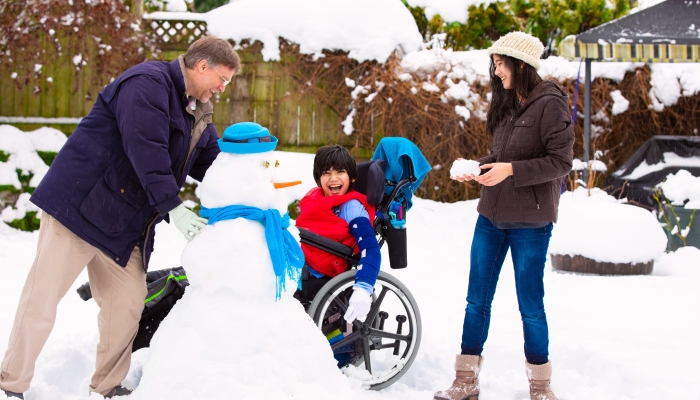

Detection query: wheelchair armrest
xmin=297 ymin=227 xmax=359 ymax=263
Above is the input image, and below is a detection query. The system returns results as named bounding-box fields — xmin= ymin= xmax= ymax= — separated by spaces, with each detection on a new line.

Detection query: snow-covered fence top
xmin=203 ymin=0 xmax=423 ymax=63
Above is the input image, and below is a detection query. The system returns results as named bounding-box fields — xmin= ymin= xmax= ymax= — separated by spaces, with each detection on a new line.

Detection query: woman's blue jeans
xmin=461 ymin=214 xmax=553 ymax=365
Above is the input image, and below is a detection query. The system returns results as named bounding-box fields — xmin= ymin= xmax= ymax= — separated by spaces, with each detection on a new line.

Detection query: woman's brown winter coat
xmin=477 ymin=80 xmax=575 ymax=223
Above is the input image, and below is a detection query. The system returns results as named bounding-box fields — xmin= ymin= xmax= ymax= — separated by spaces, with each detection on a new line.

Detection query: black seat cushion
xmin=353 ymin=160 xmax=386 ymax=205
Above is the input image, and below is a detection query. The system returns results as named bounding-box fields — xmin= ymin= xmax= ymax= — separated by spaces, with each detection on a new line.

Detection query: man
xmin=0 ymin=36 xmax=240 ymax=399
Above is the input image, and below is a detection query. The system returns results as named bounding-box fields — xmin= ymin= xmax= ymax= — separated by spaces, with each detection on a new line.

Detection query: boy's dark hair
xmin=312 ymin=145 xmax=357 ymax=187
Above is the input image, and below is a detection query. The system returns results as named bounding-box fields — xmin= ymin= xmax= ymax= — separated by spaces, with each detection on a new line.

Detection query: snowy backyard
xmin=3 ymin=0 xmax=700 ymax=398
xmin=1 ymin=148 xmax=699 ymax=400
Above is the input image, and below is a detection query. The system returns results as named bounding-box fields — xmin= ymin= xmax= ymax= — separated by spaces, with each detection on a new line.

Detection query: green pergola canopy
xmin=559 ymin=0 xmax=700 ymax=63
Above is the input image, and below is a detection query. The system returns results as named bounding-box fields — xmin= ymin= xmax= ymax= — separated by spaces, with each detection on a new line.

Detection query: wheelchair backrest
xmin=353 ymin=159 xmax=387 ymax=206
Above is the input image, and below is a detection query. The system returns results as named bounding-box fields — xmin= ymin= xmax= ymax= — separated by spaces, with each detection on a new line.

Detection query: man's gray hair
xmin=183 ymin=36 xmax=241 ymax=74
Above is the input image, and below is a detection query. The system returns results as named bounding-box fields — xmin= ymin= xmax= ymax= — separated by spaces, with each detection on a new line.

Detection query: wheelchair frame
xmin=296 ymin=157 xmax=422 ymax=390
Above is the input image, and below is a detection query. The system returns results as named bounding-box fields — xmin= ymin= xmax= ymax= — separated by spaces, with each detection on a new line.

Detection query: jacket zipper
xmin=491 ymin=114 xmax=517 ymax=223
xmin=140 ymin=211 xmax=158 ymax=272
xmin=178 ymin=112 xmax=212 ymax=183
xmin=139 ymin=112 xmax=212 ymax=272
xmin=530 ymin=186 xmax=540 ymax=210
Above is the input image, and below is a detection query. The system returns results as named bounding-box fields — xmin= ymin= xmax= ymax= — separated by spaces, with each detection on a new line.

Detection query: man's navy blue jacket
xmin=31 ymin=58 xmax=220 ymax=270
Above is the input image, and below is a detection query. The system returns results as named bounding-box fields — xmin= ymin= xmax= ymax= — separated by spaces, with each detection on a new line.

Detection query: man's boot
xmin=2 ymin=390 xmax=24 ymax=399
xmin=104 ymin=385 xmax=132 ymax=398
xmin=433 ymin=354 xmax=483 ymax=400
xmin=525 ymin=360 xmax=558 ymax=400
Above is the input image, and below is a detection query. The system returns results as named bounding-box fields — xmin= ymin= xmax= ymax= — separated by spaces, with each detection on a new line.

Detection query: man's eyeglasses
xmin=211 ymin=65 xmax=231 ymax=86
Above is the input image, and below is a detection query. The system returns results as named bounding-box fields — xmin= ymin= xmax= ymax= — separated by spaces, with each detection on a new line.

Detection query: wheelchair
xmin=294 ymin=157 xmax=422 ymax=390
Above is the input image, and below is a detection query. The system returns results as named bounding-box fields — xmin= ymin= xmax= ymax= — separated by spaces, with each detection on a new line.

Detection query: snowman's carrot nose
xmin=273 ymin=180 xmax=302 ymax=189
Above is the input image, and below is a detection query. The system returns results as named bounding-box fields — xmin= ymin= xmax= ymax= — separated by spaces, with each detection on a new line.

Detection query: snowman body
xmin=131 ymin=151 xmax=353 ymax=399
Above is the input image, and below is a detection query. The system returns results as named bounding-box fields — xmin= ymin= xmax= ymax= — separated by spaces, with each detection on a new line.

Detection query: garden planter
xmin=548 ymin=188 xmax=667 ymax=276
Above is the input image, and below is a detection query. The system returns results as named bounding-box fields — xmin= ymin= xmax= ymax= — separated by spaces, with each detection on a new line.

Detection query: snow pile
xmin=204 ymin=0 xmax=423 ymax=63
xmin=132 ymin=150 xmax=354 ymax=399
xmin=657 ymin=169 xmax=700 ymax=209
xmin=404 ymin=0 xmax=501 ymax=23
xmin=0 ymin=193 xmax=41 ymax=224
xmin=549 ymin=188 xmax=667 ymax=264
xmin=654 ymin=246 xmax=700 ymax=278
xmin=0 ymin=125 xmax=67 ymax=223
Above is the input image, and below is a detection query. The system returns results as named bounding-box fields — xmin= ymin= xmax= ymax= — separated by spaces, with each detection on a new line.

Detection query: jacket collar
xmin=171 ymin=55 xmax=214 ymax=117
xmin=516 ymin=80 xmax=568 ymax=117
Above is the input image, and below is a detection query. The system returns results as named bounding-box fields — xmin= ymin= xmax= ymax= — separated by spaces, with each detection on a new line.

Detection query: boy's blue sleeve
xmin=338 ymin=199 xmax=369 ymax=222
xmin=348 ymin=216 xmax=381 ymax=295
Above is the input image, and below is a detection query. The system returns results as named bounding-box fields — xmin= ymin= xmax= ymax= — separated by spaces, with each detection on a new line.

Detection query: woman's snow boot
xmin=525 ymin=360 xmax=558 ymax=400
xmin=433 ymin=354 xmax=483 ymax=400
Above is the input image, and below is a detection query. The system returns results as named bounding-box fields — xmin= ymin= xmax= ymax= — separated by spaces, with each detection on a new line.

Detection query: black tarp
xmin=605 ymin=136 xmax=700 ymax=209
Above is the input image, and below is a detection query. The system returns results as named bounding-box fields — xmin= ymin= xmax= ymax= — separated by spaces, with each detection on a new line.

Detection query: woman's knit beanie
xmin=487 ymin=31 xmax=544 ymax=70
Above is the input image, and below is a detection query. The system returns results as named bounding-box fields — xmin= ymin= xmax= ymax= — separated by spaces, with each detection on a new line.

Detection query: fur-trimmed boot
xmin=525 ymin=360 xmax=558 ymax=400
xmin=433 ymin=354 xmax=483 ymax=400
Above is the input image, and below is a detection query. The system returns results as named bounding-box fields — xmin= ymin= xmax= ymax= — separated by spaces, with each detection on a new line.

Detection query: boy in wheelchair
xmin=294 ymin=144 xmax=381 ymax=325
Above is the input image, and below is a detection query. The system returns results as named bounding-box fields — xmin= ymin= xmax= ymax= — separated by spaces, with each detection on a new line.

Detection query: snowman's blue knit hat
xmin=218 ymin=122 xmax=278 ymax=154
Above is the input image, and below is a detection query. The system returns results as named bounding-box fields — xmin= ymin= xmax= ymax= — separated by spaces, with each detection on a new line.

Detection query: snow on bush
xmin=610 ymin=89 xmax=630 ymax=115
xmin=549 ymin=188 xmax=667 ymax=264
xmin=657 ymin=169 xmax=700 ymax=209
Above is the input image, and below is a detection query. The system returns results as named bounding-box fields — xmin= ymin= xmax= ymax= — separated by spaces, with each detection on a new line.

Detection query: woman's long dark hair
xmin=486 ymin=54 xmax=543 ymax=134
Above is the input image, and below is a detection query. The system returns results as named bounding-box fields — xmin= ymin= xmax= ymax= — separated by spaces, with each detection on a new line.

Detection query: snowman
xmin=130 ymin=122 xmax=353 ymax=399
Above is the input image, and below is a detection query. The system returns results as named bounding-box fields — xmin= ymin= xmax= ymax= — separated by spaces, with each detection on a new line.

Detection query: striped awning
xmin=557 ymin=0 xmax=700 ymax=63
xmin=559 ymin=36 xmax=700 ymax=63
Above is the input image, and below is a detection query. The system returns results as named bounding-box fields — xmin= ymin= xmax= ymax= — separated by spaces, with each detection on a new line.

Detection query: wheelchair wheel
xmin=306 ymin=270 xmax=421 ymax=390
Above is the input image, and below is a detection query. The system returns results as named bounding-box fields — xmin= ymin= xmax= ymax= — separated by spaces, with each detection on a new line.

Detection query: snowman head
xmin=198 ymin=122 xmax=300 ymax=213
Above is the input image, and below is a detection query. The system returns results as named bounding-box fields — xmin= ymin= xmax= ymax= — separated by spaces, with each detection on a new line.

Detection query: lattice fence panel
xmin=146 ymin=19 xmax=207 ymax=51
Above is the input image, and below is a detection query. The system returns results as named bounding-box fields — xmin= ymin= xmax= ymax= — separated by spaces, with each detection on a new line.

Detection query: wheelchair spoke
xmin=362 ymin=336 xmax=373 ymax=375
xmin=370 ymin=330 xmax=411 ymax=342
xmin=331 ymin=294 xmax=349 ymax=314
xmin=365 ymin=286 xmax=389 ymax=325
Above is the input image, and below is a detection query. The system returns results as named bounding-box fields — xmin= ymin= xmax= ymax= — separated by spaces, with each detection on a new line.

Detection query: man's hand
xmin=344 ymin=289 xmax=372 ymax=323
xmin=474 ymin=163 xmax=513 ymax=186
xmin=169 ymin=204 xmax=208 ymax=241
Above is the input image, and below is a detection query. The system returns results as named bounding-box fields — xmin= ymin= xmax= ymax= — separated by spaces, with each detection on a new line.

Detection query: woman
xmin=434 ymin=32 xmax=574 ymax=400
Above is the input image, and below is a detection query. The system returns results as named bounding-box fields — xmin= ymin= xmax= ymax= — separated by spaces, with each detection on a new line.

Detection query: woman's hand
xmin=450 ymin=157 xmax=476 ymax=182
xmin=451 ymin=173 xmax=476 ymax=182
xmin=474 ymin=163 xmax=513 ymax=186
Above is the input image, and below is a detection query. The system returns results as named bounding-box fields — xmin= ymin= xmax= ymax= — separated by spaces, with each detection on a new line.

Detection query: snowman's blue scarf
xmin=199 ymin=205 xmax=304 ymax=301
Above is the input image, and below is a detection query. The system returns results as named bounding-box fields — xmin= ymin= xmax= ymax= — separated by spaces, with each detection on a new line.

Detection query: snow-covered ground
xmin=1 ymin=150 xmax=699 ymax=400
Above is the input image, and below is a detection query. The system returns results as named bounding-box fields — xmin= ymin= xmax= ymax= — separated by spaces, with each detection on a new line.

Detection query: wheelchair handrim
xmin=310 ymin=271 xmax=421 ymax=390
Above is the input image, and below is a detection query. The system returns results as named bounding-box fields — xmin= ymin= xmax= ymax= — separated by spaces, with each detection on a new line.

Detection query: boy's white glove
xmin=344 ymin=288 xmax=372 ymax=323
xmin=169 ymin=204 xmax=208 ymax=241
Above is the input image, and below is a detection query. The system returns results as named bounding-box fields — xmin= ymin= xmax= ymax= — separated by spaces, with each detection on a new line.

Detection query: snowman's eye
xmin=275 ymin=160 xmax=280 ymax=167
xmin=263 ymin=161 xmax=270 ymax=168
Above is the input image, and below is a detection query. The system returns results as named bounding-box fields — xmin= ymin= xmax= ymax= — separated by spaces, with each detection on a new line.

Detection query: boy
xmin=295 ymin=145 xmax=381 ymax=324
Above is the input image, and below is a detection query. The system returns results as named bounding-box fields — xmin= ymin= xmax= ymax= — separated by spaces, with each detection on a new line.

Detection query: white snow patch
xmin=610 ymin=90 xmax=630 ymax=115
xmin=620 ymin=153 xmax=700 ymax=180
xmin=657 ymin=169 xmax=700 ymax=208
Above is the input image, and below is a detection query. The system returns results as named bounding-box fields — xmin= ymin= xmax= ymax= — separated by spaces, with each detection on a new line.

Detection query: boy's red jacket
xmin=295 ymin=187 xmax=376 ymax=277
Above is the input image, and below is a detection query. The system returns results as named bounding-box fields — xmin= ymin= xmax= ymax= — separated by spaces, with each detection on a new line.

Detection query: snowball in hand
xmin=450 ymin=159 xmax=481 ymax=178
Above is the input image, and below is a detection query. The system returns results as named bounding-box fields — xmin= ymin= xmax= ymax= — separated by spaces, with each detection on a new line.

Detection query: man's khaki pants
xmin=0 ymin=212 xmax=147 ymax=396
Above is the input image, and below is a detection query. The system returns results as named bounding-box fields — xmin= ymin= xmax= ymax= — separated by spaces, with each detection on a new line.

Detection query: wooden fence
xmin=0 ymin=15 xmax=354 ymax=154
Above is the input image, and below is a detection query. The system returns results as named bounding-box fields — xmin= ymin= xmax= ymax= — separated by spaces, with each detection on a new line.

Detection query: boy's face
xmin=320 ymin=167 xmax=353 ymax=197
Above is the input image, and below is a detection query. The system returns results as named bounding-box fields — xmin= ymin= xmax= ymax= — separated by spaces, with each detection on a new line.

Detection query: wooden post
xmin=131 ymin=0 xmax=144 ymax=20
